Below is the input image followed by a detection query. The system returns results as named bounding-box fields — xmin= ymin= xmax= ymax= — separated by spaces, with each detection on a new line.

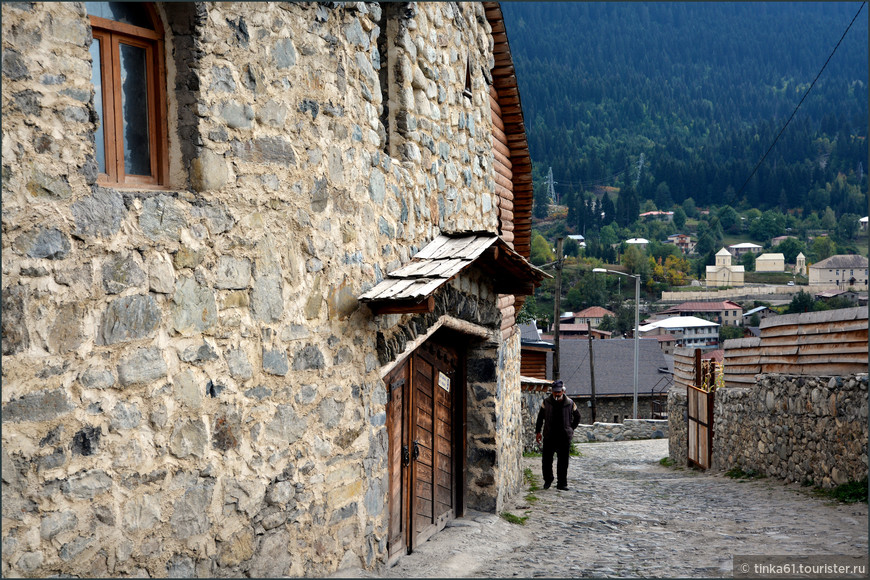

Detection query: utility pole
xmin=552 ymin=237 xmax=563 ymax=381
xmin=588 ymin=334 xmax=597 ymax=423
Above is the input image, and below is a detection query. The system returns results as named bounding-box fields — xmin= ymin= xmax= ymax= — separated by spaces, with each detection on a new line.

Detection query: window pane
xmin=85 ymin=2 xmax=154 ymax=29
xmin=89 ymin=38 xmax=106 ymax=174
xmin=119 ymin=42 xmax=151 ymax=176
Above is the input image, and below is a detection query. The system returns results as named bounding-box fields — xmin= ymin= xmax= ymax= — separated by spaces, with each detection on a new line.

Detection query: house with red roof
xmin=572 ymin=306 xmax=617 ymax=329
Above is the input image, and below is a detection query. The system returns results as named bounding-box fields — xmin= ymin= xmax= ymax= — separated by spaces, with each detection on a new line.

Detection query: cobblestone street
xmin=341 ymin=439 xmax=868 ymax=578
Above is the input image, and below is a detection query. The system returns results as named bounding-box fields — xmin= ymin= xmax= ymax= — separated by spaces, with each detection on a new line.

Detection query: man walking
xmin=535 ymin=380 xmax=581 ymax=490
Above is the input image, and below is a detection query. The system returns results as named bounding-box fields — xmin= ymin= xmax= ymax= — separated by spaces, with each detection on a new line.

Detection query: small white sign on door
xmin=438 ymin=371 xmax=450 ymax=392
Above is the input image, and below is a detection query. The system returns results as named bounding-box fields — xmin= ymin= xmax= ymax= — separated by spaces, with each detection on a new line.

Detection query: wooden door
xmin=386 ymin=339 xmax=460 ymax=558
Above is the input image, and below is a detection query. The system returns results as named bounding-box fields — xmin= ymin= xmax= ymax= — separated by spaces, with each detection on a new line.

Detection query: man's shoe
xmin=556 ymin=485 xmax=569 ymax=491
xmin=543 ymin=481 xmax=552 ymax=490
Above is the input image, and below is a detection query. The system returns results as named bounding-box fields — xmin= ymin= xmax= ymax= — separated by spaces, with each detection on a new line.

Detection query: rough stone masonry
xmin=1 ymin=2 xmax=529 ymax=577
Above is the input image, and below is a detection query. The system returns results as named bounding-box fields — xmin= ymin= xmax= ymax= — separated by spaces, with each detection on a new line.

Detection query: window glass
xmin=89 ymin=37 xmax=106 ymax=174
xmin=119 ymin=43 xmax=151 ymax=176
xmin=85 ymin=2 xmax=154 ymax=29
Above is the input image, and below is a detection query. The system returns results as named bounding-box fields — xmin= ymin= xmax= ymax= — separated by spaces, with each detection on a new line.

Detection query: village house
xmin=727 ymin=242 xmax=763 ymax=258
xmin=665 ymin=233 xmax=695 ymax=254
xmin=656 ymin=300 xmax=743 ymax=327
xmin=0 ymin=2 xmax=545 ymax=577
xmin=808 ymin=255 xmax=869 ymax=289
xmin=571 ymin=306 xmax=616 ymax=329
xmin=546 ymin=338 xmax=672 ymax=424
xmin=638 ymin=316 xmax=720 ymax=350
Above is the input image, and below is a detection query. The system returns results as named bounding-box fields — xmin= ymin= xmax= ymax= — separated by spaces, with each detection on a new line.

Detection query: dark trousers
xmin=542 ymin=436 xmax=570 ymax=487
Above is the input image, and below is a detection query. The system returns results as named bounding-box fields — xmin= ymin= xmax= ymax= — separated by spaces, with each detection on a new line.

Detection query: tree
xmin=530 ymin=231 xmax=554 ymax=265
xmin=719 ymin=325 xmax=744 ymax=342
xmin=717 ymin=205 xmax=739 ymax=233
xmin=564 ymin=237 xmax=580 ymax=257
xmin=682 ymin=197 xmax=697 ymax=218
xmin=516 ymin=296 xmax=538 ymax=324
xmin=739 ymin=252 xmax=755 ymax=272
xmin=774 ymin=237 xmax=806 ymax=264
xmin=749 ymin=209 xmax=785 ymax=242
xmin=786 ymin=290 xmax=816 ymax=314
xmin=654 ymin=182 xmax=673 ymax=210
xmin=533 ymin=182 xmax=550 ymax=219
xmin=820 ymin=206 xmax=837 ymax=230
xmin=673 ymin=206 xmax=687 ymax=230
xmin=838 ymin=213 xmax=860 ymax=241
xmin=810 ymin=236 xmax=836 ymax=262
xmin=748 ymin=313 xmax=761 ymax=327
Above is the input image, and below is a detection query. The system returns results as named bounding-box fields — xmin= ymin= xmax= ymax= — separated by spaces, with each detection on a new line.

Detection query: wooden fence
xmin=722 ymin=306 xmax=868 ymax=386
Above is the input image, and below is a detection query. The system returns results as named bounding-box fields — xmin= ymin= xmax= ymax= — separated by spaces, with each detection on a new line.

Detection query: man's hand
xmin=535 ymin=433 xmax=542 ymax=443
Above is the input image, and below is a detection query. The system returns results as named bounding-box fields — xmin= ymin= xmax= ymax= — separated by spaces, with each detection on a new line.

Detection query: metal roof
xmin=359 ymin=232 xmax=549 ymax=313
xmin=546 ymin=338 xmax=672 ymax=397
xmin=639 ymin=315 xmax=719 ymax=332
xmin=810 ymin=254 xmax=869 ymax=269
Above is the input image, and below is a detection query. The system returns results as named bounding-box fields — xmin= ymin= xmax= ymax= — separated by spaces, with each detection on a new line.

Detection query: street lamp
xmin=592 ymin=268 xmax=640 ymax=419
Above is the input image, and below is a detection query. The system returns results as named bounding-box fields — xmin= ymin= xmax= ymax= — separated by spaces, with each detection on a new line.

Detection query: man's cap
xmin=551 ymin=380 xmax=564 ymax=391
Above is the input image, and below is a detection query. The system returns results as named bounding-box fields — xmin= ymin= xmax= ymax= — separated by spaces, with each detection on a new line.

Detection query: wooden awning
xmin=359 ymin=232 xmax=549 ymax=315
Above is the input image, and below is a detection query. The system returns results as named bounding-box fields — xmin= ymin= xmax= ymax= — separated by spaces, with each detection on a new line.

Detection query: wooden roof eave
xmin=360 ymin=233 xmax=549 ymax=316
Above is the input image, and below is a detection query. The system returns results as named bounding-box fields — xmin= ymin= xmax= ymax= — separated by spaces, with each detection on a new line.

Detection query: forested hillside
xmin=501 ymin=2 xmax=868 ymax=218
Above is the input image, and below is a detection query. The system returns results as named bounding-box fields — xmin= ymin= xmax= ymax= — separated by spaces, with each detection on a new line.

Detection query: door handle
xmin=402 ymin=445 xmax=410 ymax=467
xmin=412 ymin=440 xmax=420 ymax=461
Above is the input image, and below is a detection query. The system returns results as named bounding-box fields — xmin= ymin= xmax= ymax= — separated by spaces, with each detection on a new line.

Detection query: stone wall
xmin=575 ymin=419 xmax=668 ymax=442
xmin=521 ymin=389 xmax=547 ymax=453
xmin=713 ymin=374 xmax=868 ymax=488
xmin=667 ymin=388 xmax=688 ymax=467
xmin=1 ymin=3 xmax=521 ymax=577
xmin=571 ymin=396 xmax=649 ymax=425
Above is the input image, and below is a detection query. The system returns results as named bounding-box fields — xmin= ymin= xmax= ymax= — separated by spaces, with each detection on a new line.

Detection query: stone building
xmin=546 ymin=338 xmax=672 ymax=424
xmin=754 ymin=253 xmax=784 ymax=273
xmin=0 ymin=2 xmax=544 ymax=577
xmin=705 ymin=247 xmax=745 ymax=287
xmin=808 ymin=254 xmax=869 ymax=289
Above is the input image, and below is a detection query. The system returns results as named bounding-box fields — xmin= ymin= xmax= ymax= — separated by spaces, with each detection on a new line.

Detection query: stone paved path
xmin=338 ymin=439 xmax=867 ymax=578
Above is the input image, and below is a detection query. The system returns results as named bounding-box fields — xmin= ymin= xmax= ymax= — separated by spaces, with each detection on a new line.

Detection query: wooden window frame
xmin=89 ymin=6 xmax=168 ymax=188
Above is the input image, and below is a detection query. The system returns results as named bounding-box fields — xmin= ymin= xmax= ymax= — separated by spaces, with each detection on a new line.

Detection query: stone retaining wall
xmin=668 ymin=375 xmax=868 ymax=488
xmin=713 ymin=374 xmax=868 ymax=488
xmin=667 ymin=388 xmax=688 ymax=466
xmin=575 ymin=419 xmax=668 ymax=442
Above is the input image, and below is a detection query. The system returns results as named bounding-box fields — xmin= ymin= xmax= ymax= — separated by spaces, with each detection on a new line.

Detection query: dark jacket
xmin=535 ymin=394 xmax=581 ymax=441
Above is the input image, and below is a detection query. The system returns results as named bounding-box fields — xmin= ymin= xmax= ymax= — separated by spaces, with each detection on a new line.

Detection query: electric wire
xmin=735 ymin=1 xmax=866 ymax=199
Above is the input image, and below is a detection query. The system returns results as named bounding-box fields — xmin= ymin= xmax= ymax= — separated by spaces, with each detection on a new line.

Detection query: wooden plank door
xmin=386 ymin=339 xmax=461 ymax=558
xmin=410 ymin=342 xmax=458 ymax=548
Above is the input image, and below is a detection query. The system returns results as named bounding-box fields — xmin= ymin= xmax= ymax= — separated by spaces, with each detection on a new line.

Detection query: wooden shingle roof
xmin=359 ymin=232 xmax=549 ymax=315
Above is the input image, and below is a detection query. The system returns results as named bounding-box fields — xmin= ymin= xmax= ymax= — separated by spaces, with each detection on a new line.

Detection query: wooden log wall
xmin=520 ymin=349 xmax=548 ymax=380
xmin=722 ymin=307 xmax=868 ymax=386
xmin=484 ymin=2 xmax=535 ymax=336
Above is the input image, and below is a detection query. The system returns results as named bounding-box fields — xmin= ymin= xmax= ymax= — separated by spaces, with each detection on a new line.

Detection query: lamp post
xmin=592 ymin=268 xmax=640 ymax=419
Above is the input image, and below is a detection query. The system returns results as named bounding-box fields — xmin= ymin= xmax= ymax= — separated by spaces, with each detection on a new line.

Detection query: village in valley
xmin=1 ymin=1 xmax=867 ymax=578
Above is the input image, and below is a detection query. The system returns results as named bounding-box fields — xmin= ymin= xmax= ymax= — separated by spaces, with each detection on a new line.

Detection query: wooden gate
xmin=687 ymin=350 xmax=716 ymax=470
xmin=385 ymin=339 xmax=462 ymax=559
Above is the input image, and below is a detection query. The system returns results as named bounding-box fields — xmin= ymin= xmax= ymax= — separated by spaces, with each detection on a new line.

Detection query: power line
xmin=735 ymin=1 xmax=866 ymax=199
